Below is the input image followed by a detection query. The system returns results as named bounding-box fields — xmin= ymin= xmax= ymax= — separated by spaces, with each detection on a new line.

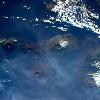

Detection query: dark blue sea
xmin=0 ymin=0 xmax=100 ymax=100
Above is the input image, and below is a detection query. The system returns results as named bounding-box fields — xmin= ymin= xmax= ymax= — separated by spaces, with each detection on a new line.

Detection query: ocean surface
xmin=0 ymin=0 xmax=100 ymax=100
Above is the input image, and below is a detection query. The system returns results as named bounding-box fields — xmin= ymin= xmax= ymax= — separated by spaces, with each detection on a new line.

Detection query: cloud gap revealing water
xmin=32 ymin=0 xmax=100 ymax=38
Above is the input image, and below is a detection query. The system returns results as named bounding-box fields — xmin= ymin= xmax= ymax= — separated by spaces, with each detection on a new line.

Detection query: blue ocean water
xmin=0 ymin=0 xmax=100 ymax=100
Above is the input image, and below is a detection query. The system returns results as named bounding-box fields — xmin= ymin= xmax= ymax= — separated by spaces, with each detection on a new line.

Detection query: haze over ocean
xmin=0 ymin=0 xmax=100 ymax=100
